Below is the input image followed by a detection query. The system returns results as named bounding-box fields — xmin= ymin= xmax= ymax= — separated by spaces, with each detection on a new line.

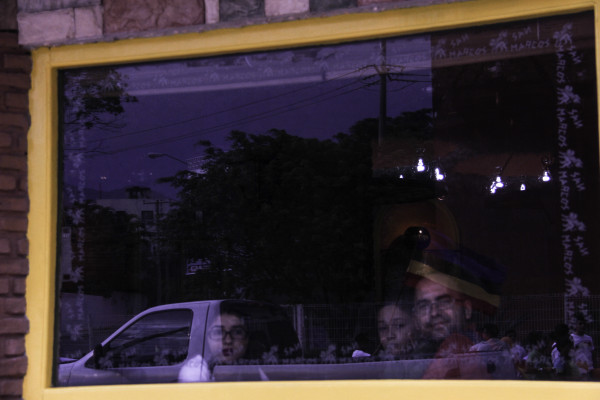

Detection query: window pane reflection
xmin=56 ymin=11 xmax=599 ymax=385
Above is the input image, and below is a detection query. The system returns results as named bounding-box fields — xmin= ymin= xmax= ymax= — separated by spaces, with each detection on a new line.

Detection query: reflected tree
xmin=62 ymin=201 xmax=155 ymax=298
xmin=62 ymin=68 xmax=137 ymax=131
xmin=161 ymin=128 xmax=375 ymax=304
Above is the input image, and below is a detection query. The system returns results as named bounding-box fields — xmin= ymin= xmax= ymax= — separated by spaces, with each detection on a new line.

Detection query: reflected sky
xmin=63 ymin=36 xmax=432 ymax=199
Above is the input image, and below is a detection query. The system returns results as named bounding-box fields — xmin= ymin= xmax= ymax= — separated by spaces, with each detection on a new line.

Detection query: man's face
xmin=414 ymin=279 xmax=471 ymax=341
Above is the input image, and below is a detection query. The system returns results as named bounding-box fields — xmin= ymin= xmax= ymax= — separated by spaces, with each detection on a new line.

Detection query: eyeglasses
xmin=413 ymin=295 xmax=458 ymax=317
xmin=207 ymin=325 xmax=248 ymax=340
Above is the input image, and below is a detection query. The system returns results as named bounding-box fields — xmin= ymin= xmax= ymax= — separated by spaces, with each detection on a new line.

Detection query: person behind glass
xmin=550 ymin=323 xmax=580 ymax=380
xmin=469 ymin=323 xmax=509 ymax=352
xmin=502 ymin=328 xmax=526 ymax=376
xmin=407 ymin=248 xmax=504 ymax=360
xmin=411 ymin=272 xmax=489 ymax=379
xmin=376 ymin=303 xmax=414 ymax=358
xmin=522 ymin=331 xmax=553 ymax=380
xmin=504 ymin=329 xmax=526 ymax=362
xmin=413 ymin=272 xmax=473 ymax=356
xmin=178 ymin=310 xmax=249 ymax=382
xmin=571 ymin=312 xmax=595 ymax=378
xmin=206 ymin=311 xmax=249 ymax=364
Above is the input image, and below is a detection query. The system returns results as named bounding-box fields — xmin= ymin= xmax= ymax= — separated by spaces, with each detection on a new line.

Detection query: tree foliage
xmin=64 ymin=202 xmax=155 ymax=298
xmin=62 ymin=68 xmax=137 ymax=131
xmin=161 ymin=129 xmax=375 ymax=303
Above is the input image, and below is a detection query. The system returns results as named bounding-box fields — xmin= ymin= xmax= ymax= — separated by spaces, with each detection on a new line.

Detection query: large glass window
xmin=56 ymin=11 xmax=599 ymax=385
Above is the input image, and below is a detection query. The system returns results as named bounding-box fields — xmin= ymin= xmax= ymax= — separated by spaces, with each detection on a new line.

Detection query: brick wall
xmin=16 ymin=0 xmax=467 ymax=47
xmin=0 ymin=24 xmax=30 ymax=400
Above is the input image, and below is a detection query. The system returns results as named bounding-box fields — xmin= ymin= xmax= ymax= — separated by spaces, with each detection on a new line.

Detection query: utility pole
xmin=378 ymin=39 xmax=387 ymax=146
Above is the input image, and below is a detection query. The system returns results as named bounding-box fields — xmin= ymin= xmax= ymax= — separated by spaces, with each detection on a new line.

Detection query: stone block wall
xmin=0 ymin=1 xmax=30 ymax=398
xmin=17 ymin=0 xmax=467 ymax=47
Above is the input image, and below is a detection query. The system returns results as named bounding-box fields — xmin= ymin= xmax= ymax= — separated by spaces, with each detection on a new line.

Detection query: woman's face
xmin=207 ymin=313 xmax=249 ymax=363
xmin=378 ymin=305 xmax=412 ymax=356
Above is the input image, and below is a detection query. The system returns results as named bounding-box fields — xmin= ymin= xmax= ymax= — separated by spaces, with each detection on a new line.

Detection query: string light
xmin=414 ymin=148 xmax=428 ymax=173
xmin=541 ymin=170 xmax=551 ymax=182
xmin=434 ymin=167 xmax=445 ymax=181
xmin=395 ymin=149 xmax=446 ymax=185
xmin=540 ymin=156 xmax=553 ymax=182
xmin=396 ymin=154 xmax=555 ymax=195
xmin=489 ymin=166 xmax=504 ymax=194
xmin=494 ymin=175 xmax=504 ymax=188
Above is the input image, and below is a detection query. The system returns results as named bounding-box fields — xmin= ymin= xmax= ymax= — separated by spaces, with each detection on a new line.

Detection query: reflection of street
xmin=56 ymin=12 xmax=600 ymax=384
xmin=59 ymin=187 xmax=175 ymax=359
xmin=59 ymin=296 xmax=599 ymax=382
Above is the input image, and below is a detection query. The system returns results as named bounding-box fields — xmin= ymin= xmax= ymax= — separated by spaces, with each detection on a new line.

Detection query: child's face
xmin=378 ymin=305 xmax=412 ymax=356
xmin=207 ymin=313 xmax=249 ymax=363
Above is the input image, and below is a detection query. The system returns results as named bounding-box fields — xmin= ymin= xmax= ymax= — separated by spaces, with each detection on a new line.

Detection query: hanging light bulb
xmin=541 ymin=170 xmax=551 ymax=182
xmin=414 ymin=148 xmax=427 ymax=173
xmin=540 ymin=156 xmax=553 ymax=183
xmin=434 ymin=167 xmax=445 ymax=181
xmin=489 ymin=166 xmax=504 ymax=194
xmin=494 ymin=175 xmax=504 ymax=188
xmin=519 ymin=176 xmax=526 ymax=191
xmin=519 ymin=175 xmax=527 ymax=192
xmin=399 ymin=173 xmax=404 ymax=179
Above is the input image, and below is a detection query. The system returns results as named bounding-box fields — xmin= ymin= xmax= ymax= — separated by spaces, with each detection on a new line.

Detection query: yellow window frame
xmin=26 ymin=0 xmax=600 ymax=399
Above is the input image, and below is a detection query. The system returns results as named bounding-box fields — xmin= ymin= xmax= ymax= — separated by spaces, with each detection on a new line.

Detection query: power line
xmin=65 ymin=63 xmax=430 ymax=156
xmin=77 ymin=66 xmax=384 ymax=147
xmin=92 ymin=78 xmax=373 ymax=155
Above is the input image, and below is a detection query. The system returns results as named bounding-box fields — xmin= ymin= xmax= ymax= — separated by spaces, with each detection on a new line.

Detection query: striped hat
xmin=406 ymin=247 xmax=506 ymax=314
